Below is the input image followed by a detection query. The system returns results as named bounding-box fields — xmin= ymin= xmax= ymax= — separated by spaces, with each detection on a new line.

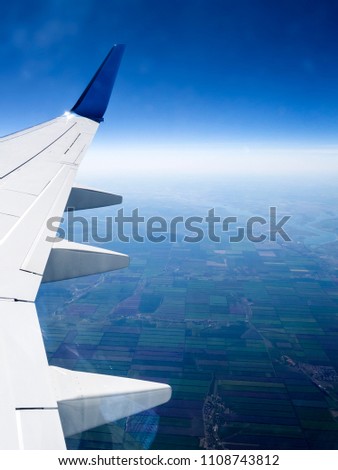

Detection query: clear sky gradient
xmin=1 ymin=0 xmax=338 ymax=177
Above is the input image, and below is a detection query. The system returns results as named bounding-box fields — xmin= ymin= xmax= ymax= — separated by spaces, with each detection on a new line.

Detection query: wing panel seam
xmin=0 ymin=122 xmax=78 ymax=179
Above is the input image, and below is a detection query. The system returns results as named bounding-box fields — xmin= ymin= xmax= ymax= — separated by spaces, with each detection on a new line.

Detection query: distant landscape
xmin=37 ymin=176 xmax=338 ymax=450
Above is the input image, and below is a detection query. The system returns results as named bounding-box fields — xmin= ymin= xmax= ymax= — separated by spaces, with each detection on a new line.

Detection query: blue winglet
xmin=71 ymin=44 xmax=125 ymax=122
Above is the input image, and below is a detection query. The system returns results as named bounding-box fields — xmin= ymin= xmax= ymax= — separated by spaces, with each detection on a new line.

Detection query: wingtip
xmin=71 ymin=44 xmax=125 ymax=123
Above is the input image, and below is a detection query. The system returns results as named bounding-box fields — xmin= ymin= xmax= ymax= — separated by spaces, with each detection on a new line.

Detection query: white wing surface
xmin=0 ymin=45 xmax=171 ymax=449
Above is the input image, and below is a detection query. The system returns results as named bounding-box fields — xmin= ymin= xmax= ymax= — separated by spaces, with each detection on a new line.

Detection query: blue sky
xmin=1 ymin=1 xmax=338 ymax=177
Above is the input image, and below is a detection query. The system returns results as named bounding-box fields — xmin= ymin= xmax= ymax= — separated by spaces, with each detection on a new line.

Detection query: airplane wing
xmin=0 ymin=45 xmax=171 ymax=450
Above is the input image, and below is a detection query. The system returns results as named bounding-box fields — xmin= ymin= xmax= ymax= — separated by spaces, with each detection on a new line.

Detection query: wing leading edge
xmin=0 ymin=45 xmax=172 ymax=449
